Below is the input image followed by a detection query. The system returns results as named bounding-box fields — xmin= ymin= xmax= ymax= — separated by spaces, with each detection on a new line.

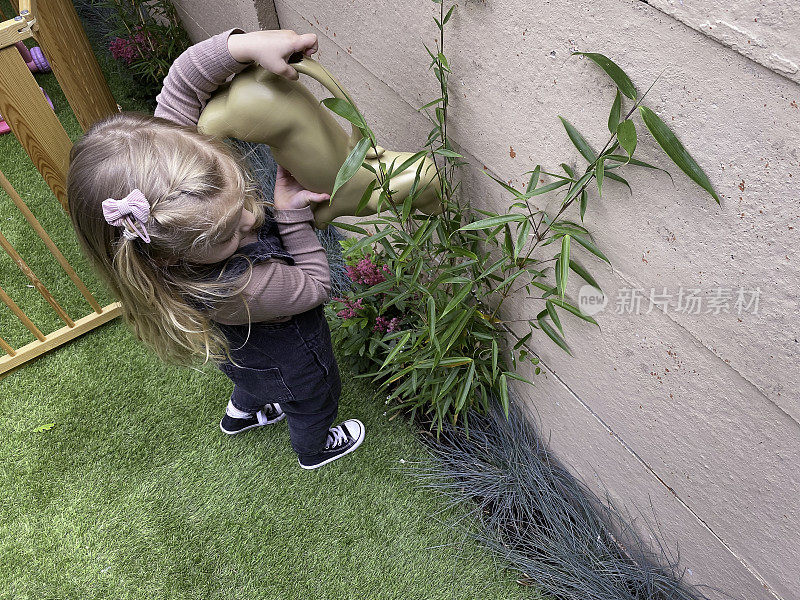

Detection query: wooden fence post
xmin=31 ymin=0 xmax=118 ymax=132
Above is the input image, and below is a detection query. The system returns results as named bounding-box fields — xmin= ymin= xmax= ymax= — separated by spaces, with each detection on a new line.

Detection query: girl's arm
xmin=154 ymin=29 xmax=319 ymax=127
xmin=207 ymin=205 xmax=332 ymax=325
xmin=154 ymin=28 xmax=252 ymax=127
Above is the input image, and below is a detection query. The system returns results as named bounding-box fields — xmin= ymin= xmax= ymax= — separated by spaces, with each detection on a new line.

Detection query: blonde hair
xmin=67 ymin=111 xmax=267 ymax=365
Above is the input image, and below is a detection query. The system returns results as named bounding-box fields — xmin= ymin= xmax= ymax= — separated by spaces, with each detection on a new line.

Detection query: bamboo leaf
xmin=321 ymin=97 xmax=367 ymax=130
xmin=572 ymin=52 xmax=637 ymax=100
xmin=332 ymin=136 xmax=372 ymax=200
xmin=559 ymin=235 xmax=571 ymax=298
xmin=441 ymin=284 xmax=472 ymax=319
xmin=563 ymin=171 xmax=594 ymax=205
xmin=458 ymin=214 xmax=526 ymax=231
xmin=580 ymin=189 xmax=588 ymax=222
xmin=547 ymin=297 xmax=600 ymax=327
xmin=546 ymin=299 xmax=564 ymax=334
xmin=329 ymin=220 xmax=369 ymax=235
xmin=483 ymin=170 xmax=526 ymax=199
xmin=515 ymin=219 xmax=531 ymax=260
xmin=454 ymin=360 xmax=476 ymax=412
xmin=354 ymin=179 xmax=377 ymax=217
xmin=380 ymin=331 xmax=412 ymax=370
xmin=559 ymin=116 xmax=597 ymax=162
xmin=603 ymin=155 xmax=674 ymax=183
xmin=638 ymin=105 xmax=720 ymax=203
xmin=616 ymin=119 xmax=637 ymax=158
xmin=571 ymin=234 xmax=611 ymax=265
xmin=569 ymin=258 xmax=602 ymax=290
xmin=608 ymin=89 xmax=621 ymax=134
xmin=525 ymin=165 xmax=541 ymax=194
xmin=603 ymin=171 xmax=632 ymax=195
xmin=595 ymin=157 xmax=605 ymax=196
xmin=539 ymin=317 xmax=572 ymax=355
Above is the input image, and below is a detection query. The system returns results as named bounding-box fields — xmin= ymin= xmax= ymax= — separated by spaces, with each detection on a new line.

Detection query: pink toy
xmin=14 ymin=41 xmax=51 ymax=73
xmin=0 ymin=87 xmax=54 ymax=135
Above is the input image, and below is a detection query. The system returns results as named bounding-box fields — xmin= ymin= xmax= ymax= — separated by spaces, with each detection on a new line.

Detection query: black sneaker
xmin=220 ymin=403 xmax=285 ymax=435
xmin=298 ymin=419 xmax=365 ymax=470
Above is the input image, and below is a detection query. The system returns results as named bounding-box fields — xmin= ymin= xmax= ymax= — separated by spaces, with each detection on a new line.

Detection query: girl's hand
xmin=274 ymin=165 xmax=330 ymax=210
xmin=227 ymin=29 xmax=318 ymax=80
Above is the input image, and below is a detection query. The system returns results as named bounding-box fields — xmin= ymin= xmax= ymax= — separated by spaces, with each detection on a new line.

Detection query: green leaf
xmin=499 ymin=373 xmax=510 ymax=418
xmin=616 ymin=119 xmax=637 ymax=158
xmin=580 ymin=189 xmax=588 ymax=222
xmin=558 ymin=235 xmax=571 ymax=298
xmin=547 ymin=297 xmax=599 ymax=327
xmin=560 ymin=163 xmax=575 ymax=179
xmin=563 ymin=171 xmax=594 ymax=205
xmin=32 ymin=423 xmax=55 ymax=433
xmin=603 ymin=155 xmax=674 ymax=183
xmin=483 ymin=170 xmax=526 ymax=199
xmin=458 ymin=213 xmax=525 ymax=231
xmin=539 ymin=318 xmax=572 ymax=355
xmin=321 ymin=97 xmax=367 ymax=130
xmin=571 ymin=234 xmax=611 ymax=265
xmin=569 ymin=258 xmax=602 ymax=290
xmin=329 ymin=220 xmax=369 ymax=235
xmin=441 ymin=284 xmax=473 ymax=319
xmin=546 ymin=299 xmax=563 ymax=334
xmin=515 ymin=219 xmax=531 ymax=260
xmin=380 ymin=331 xmax=412 ymax=370
xmin=491 ymin=339 xmax=499 ymax=382
xmin=433 ymin=148 xmax=462 ymax=158
xmin=638 ymin=106 xmax=720 ymax=204
xmin=572 ymin=52 xmax=637 ymax=100
xmin=525 ymin=165 xmax=541 ymax=194
xmin=442 ymin=4 xmax=455 ymax=25
xmin=608 ymin=89 xmax=621 ymax=134
xmin=454 ymin=360 xmax=476 ymax=412
xmin=354 ymin=179 xmax=377 ymax=217
xmin=603 ymin=171 xmax=632 ymax=195
xmin=558 ymin=116 xmax=597 ymax=162
xmin=417 ymin=97 xmax=444 ymax=111
xmin=526 ymin=179 xmax=571 ymax=198
xmin=332 ymin=136 xmax=372 ymax=200
xmin=595 ymin=157 xmax=605 ymax=196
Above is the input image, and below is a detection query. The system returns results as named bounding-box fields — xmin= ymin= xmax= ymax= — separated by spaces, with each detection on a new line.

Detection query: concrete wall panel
xmin=176 ymin=0 xmax=799 ymax=595
xmin=644 ymin=0 xmax=800 ymax=84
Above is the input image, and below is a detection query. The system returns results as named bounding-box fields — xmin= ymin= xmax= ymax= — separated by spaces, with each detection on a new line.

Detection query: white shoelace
xmin=326 ymin=425 xmax=348 ymax=449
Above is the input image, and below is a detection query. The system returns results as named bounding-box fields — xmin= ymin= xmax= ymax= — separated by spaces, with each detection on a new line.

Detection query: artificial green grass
xmin=1 ymin=324 xmax=535 ymax=599
xmin=0 ymin=6 xmax=538 ymax=599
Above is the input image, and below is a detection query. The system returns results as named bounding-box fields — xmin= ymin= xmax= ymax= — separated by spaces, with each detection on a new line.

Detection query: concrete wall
xmin=175 ymin=1 xmax=799 ymax=598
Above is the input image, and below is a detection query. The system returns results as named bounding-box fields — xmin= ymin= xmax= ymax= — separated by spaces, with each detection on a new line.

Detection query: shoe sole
xmin=219 ymin=412 xmax=286 ymax=435
xmin=297 ymin=419 xmax=365 ymax=470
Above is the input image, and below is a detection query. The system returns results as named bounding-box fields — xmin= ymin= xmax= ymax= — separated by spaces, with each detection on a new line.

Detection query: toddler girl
xmin=66 ymin=28 xmax=364 ymax=470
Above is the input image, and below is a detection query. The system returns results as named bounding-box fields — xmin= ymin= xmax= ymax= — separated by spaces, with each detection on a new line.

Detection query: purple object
xmin=13 ymin=41 xmax=51 ymax=73
xmin=30 ymin=46 xmax=51 ymax=73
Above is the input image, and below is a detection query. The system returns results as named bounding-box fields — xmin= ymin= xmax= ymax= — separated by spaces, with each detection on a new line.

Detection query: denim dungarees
xmin=208 ymin=215 xmax=342 ymax=458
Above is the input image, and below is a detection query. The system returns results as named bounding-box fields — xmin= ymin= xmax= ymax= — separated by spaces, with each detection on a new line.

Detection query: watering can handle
xmin=288 ymin=52 xmax=383 ymax=157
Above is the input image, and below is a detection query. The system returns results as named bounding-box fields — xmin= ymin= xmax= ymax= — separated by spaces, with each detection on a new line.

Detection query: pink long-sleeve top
xmin=154 ymin=28 xmax=332 ymax=326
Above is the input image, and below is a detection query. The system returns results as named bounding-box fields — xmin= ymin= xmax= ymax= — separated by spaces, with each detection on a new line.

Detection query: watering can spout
xmin=199 ymin=53 xmax=442 ymax=228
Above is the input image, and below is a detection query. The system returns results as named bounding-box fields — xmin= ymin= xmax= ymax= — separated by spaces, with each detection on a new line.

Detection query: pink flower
xmin=345 ymin=254 xmax=389 ymax=286
xmin=109 ymin=26 xmax=156 ymax=65
xmin=335 ymin=297 xmax=364 ymax=319
xmin=374 ymin=316 xmax=401 ymax=333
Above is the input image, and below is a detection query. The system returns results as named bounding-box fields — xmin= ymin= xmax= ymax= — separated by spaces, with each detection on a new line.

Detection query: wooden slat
xmin=0 ymin=302 xmax=121 ymax=376
xmin=0 ymin=227 xmax=74 ymax=327
xmin=0 ymin=169 xmax=102 ymax=313
xmin=31 ymin=0 xmax=118 ymax=132
xmin=0 ymin=44 xmax=72 ymax=210
xmin=0 ymin=283 xmax=45 ymax=341
xmin=0 ymin=335 xmax=15 ymax=356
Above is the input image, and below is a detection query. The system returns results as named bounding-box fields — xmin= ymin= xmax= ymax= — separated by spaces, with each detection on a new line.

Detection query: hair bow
xmin=102 ymin=189 xmax=152 ymax=243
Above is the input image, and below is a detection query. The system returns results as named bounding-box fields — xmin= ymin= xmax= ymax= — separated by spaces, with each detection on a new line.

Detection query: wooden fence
xmin=0 ymin=0 xmax=121 ymax=376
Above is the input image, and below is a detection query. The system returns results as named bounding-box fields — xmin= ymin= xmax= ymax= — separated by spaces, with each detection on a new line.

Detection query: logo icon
xmin=578 ymin=285 xmax=607 ymax=316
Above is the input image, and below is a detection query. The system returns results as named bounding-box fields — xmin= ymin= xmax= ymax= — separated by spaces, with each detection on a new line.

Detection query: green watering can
xmin=198 ymin=53 xmax=442 ymax=229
